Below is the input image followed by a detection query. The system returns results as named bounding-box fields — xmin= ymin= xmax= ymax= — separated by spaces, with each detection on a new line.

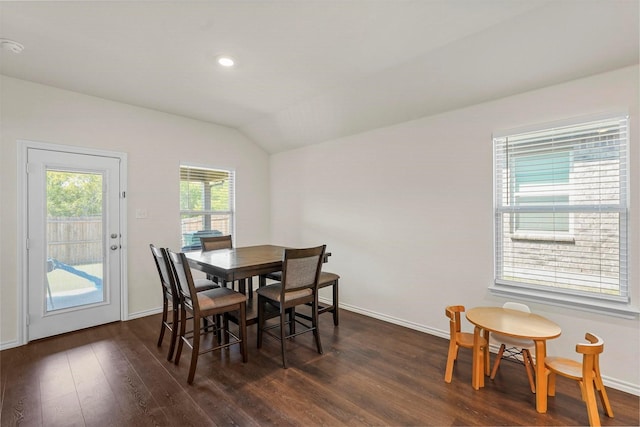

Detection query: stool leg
xmin=490 ymin=344 xmax=506 ymax=379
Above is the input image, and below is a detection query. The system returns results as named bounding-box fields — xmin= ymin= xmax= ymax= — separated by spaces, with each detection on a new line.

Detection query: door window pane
xmin=46 ymin=170 xmax=105 ymax=311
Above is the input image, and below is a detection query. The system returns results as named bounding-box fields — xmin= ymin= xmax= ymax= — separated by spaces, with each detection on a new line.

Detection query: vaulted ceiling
xmin=1 ymin=1 xmax=638 ymax=153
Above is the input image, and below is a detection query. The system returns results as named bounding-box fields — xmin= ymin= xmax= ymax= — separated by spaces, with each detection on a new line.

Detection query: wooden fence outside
xmin=47 ymin=217 xmax=102 ymax=265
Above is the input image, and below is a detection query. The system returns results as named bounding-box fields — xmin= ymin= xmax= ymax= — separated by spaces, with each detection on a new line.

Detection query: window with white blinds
xmin=493 ymin=115 xmax=628 ymax=304
xmin=179 ymin=165 xmax=234 ymax=250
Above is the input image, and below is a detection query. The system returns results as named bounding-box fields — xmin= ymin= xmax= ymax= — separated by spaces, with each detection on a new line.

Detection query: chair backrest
xmin=503 ymin=301 xmax=531 ymax=313
xmin=168 ymin=250 xmax=198 ymax=311
xmin=281 ymin=245 xmax=326 ymax=293
xmin=577 ymin=333 xmax=605 ymax=376
xmin=445 ymin=305 xmax=465 ymax=337
xmin=200 ymin=235 xmax=233 ymax=252
xmin=150 ymin=244 xmax=178 ymax=302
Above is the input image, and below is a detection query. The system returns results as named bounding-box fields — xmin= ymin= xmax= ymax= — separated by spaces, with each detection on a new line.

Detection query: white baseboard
xmin=0 ymin=339 xmax=20 ymax=351
xmin=600 ymin=377 xmax=640 ymax=396
xmin=338 ymin=301 xmax=448 ymax=338
xmin=127 ymin=306 xmax=163 ymax=320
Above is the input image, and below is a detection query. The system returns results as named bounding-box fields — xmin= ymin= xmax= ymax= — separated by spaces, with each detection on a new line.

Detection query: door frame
xmin=17 ymin=140 xmax=128 ymax=345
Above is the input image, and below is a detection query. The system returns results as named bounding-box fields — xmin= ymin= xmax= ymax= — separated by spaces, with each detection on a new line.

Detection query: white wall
xmin=0 ymin=76 xmax=271 ymax=346
xmin=270 ymin=66 xmax=640 ymax=394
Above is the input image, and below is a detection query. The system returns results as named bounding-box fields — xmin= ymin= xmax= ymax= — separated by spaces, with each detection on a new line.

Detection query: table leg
xmin=483 ymin=329 xmax=490 ymax=376
xmin=472 ymin=325 xmax=484 ymax=390
xmin=534 ymin=339 xmax=548 ymax=413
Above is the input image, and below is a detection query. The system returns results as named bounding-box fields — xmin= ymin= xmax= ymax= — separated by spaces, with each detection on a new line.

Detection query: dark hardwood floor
xmin=1 ymin=309 xmax=638 ymax=426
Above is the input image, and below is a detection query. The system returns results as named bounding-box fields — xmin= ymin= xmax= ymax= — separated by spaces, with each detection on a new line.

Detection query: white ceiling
xmin=1 ymin=1 xmax=638 ymax=153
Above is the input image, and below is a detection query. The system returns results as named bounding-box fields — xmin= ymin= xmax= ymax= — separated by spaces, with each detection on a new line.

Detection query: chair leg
xmin=581 ymin=376 xmax=601 ymax=427
xmin=593 ymin=369 xmax=614 ymax=418
xmin=174 ymin=306 xmax=187 ymax=365
xmin=158 ymin=298 xmax=168 ymax=347
xmin=280 ymin=307 xmax=288 ymax=369
xmin=215 ymin=314 xmax=222 ymax=344
xmin=444 ymin=341 xmax=458 ymax=383
xmin=187 ymin=316 xmax=201 ymax=384
xmin=332 ymin=280 xmax=339 ymax=325
xmin=490 ymin=344 xmax=506 ymax=379
xmin=167 ymin=303 xmax=179 ymax=361
xmin=239 ymin=303 xmax=248 ymax=363
xmin=257 ymin=296 xmax=264 ymax=349
xmin=223 ymin=314 xmax=230 ymax=345
xmin=522 ymin=349 xmax=536 ymax=393
xmin=289 ymin=308 xmax=296 ymax=335
xmin=313 ymin=297 xmax=323 ymax=355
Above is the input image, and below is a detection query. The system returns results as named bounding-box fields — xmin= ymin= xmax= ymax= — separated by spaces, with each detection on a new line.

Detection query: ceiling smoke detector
xmin=0 ymin=38 xmax=25 ymax=54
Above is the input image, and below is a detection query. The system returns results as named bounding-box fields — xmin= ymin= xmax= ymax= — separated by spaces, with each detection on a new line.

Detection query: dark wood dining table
xmin=185 ymin=245 xmax=287 ymax=324
xmin=465 ymin=306 xmax=562 ymax=413
xmin=186 ymin=244 xmax=333 ymax=325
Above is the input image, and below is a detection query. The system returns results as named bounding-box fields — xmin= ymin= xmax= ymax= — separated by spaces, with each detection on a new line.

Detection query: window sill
xmin=489 ymin=282 xmax=639 ymax=319
xmin=508 ymin=232 xmax=575 ymax=243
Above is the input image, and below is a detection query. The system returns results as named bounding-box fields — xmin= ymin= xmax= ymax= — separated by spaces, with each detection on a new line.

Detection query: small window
xmin=493 ymin=115 xmax=628 ymax=306
xmin=179 ymin=165 xmax=234 ymax=251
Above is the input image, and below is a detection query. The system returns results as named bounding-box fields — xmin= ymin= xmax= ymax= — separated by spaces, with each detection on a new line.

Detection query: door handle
xmin=110 ymin=245 xmax=119 ymax=250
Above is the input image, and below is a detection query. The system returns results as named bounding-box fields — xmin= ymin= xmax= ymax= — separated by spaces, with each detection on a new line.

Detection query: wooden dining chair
xmin=149 ymin=244 xmax=217 ymax=361
xmin=545 ymin=333 xmax=614 ymax=427
xmin=268 ymin=270 xmax=340 ymax=326
xmin=489 ymin=302 xmax=536 ymax=393
xmin=257 ymin=245 xmax=326 ymax=368
xmin=199 ymin=235 xmax=232 ymax=283
xmin=168 ymin=249 xmax=248 ymax=384
xmin=200 ymin=234 xmax=233 ymax=251
xmin=200 ymin=234 xmax=255 ymax=298
xmin=266 ymin=253 xmax=338 ymax=325
xmin=444 ymin=305 xmax=488 ymax=384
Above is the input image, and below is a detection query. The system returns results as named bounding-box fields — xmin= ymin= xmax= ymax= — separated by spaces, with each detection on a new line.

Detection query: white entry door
xmin=27 ymin=148 xmax=123 ymax=340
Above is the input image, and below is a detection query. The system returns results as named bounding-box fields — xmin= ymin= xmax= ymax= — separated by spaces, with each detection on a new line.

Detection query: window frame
xmin=491 ymin=114 xmax=638 ymax=318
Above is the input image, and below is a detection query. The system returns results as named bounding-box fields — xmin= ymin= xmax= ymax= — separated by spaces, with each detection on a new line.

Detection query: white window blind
xmin=494 ymin=115 xmax=628 ymax=302
xmin=179 ymin=165 xmax=235 ymax=250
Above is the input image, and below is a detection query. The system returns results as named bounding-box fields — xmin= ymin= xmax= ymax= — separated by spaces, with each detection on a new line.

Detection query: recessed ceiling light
xmin=0 ymin=38 xmax=24 ymax=54
xmin=217 ymin=56 xmax=235 ymax=67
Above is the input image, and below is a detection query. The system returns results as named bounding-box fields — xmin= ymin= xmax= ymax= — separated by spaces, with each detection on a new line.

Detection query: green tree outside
xmin=47 ymin=171 xmax=103 ymax=217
